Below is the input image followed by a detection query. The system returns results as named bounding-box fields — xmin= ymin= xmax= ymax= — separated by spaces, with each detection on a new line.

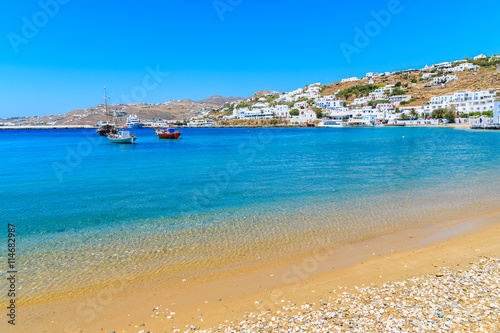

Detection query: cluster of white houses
xmin=424 ymin=90 xmax=497 ymax=114
xmin=339 ymin=55 xmax=486 ymax=84
xmin=212 ymin=54 xmax=500 ymax=126
xmin=223 ymin=84 xmax=498 ymax=125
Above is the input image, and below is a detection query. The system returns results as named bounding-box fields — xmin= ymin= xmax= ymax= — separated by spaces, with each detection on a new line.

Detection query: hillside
xmin=4 ymin=59 xmax=500 ymax=128
xmin=321 ymin=69 xmax=500 ymax=107
xmin=196 ymin=95 xmax=242 ymax=106
xmin=12 ymin=97 xmax=232 ymax=127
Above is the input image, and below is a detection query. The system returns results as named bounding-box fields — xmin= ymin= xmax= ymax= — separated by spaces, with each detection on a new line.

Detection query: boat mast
xmin=104 ymin=86 xmax=108 ymax=123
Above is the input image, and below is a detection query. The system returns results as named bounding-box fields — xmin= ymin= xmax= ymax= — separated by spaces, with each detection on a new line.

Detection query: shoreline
xmin=0 ymin=123 xmax=476 ymax=130
xmin=19 ymin=208 xmax=500 ymax=332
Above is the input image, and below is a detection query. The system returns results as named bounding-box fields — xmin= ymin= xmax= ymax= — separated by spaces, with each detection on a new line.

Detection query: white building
xmin=433 ymin=74 xmax=457 ymax=84
xmin=474 ymin=54 xmax=487 ymax=61
xmin=341 ymin=77 xmax=359 ymax=83
xmin=377 ymin=103 xmax=395 ymax=110
xmin=294 ymin=101 xmax=309 ymax=109
xmin=274 ymin=105 xmax=290 ymax=118
xmin=300 ymin=108 xmax=317 ymax=121
xmin=434 ymin=62 xmax=452 ymax=68
xmin=326 ymin=106 xmax=350 ymax=115
xmin=306 ymin=85 xmax=321 ymax=94
xmin=233 ymin=107 xmax=273 ymax=120
xmin=424 ymin=90 xmax=497 ymax=114
xmin=368 ymin=85 xmax=393 ymax=100
xmin=252 ymin=103 xmax=269 ymax=109
xmin=399 ymin=106 xmax=424 ymax=116
xmin=447 ymin=63 xmax=478 ymax=72
xmin=353 ymin=97 xmax=371 ymax=105
xmin=389 ymin=95 xmax=412 ymax=105
xmin=422 ymin=73 xmax=435 ymax=79
xmin=494 ymin=102 xmax=500 ymax=123
xmin=365 ymin=72 xmax=379 ymax=79
xmin=315 ymin=96 xmax=343 ymax=109
xmin=289 ymin=108 xmax=317 ymax=124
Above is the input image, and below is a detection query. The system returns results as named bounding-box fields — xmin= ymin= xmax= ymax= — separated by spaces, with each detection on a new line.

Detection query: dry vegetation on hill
xmin=321 ymin=69 xmax=500 ymax=108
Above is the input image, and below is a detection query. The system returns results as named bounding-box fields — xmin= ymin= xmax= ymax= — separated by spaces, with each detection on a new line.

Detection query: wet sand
xmin=16 ymin=209 xmax=500 ymax=333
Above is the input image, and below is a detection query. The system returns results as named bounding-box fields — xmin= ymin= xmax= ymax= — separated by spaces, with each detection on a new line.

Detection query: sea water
xmin=1 ymin=127 xmax=499 ymax=302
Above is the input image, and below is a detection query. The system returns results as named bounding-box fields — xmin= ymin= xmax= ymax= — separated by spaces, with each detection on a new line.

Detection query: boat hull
xmin=97 ymin=125 xmax=117 ymax=136
xmin=124 ymin=124 xmax=143 ymax=129
xmin=156 ymin=131 xmax=181 ymax=139
xmin=108 ymin=137 xmax=136 ymax=144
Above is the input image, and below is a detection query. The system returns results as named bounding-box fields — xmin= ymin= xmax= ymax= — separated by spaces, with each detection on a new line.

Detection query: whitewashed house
xmin=341 ymin=77 xmax=359 ymax=83
xmin=353 ymin=97 xmax=371 ymax=105
xmin=399 ymin=106 xmax=424 ymax=116
xmin=365 ymin=72 xmax=379 ymax=79
xmin=306 ymin=86 xmax=321 ymax=94
xmin=474 ymin=54 xmax=487 ymax=60
xmin=316 ymin=96 xmax=343 ymax=109
xmin=369 ymin=86 xmax=392 ymax=100
xmin=326 ymin=106 xmax=350 ymax=115
xmin=434 ymin=62 xmax=452 ymax=69
xmin=294 ymin=101 xmax=309 ymax=110
xmin=424 ymin=90 xmax=497 ymax=114
xmin=422 ymin=73 xmax=435 ymax=79
xmin=252 ymin=103 xmax=269 ymax=109
xmin=448 ymin=63 xmax=478 ymax=72
xmin=274 ymin=105 xmax=290 ymax=118
xmin=389 ymin=95 xmax=412 ymax=105
xmin=298 ymin=108 xmax=317 ymax=123
xmin=433 ymin=75 xmax=457 ymax=84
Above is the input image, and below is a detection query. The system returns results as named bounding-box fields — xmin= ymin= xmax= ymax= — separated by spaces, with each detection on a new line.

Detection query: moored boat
xmin=96 ymin=87 xmax=117 ymax=136
xmin=96 ymin=121 xmax=117 ymax=136
xmin=124 ymin=114 xmax=144 ymax=129
xmin=107 ymin=130 xmax=137 ymax=144
xmin=155 ymin=126 xmax=182 ymax=139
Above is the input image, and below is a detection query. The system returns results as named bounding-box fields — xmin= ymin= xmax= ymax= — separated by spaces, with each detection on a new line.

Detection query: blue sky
xmin=0 ymin=0 xmax=499 ymax=117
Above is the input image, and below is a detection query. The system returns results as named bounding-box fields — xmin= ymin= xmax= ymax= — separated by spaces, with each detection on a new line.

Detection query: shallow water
xmin=1 ymin=127 xmax=499 ymax=301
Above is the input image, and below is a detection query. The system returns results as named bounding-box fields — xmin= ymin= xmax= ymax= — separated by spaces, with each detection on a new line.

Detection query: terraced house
xmin=424 ymin=90 xmax=497 ymax=114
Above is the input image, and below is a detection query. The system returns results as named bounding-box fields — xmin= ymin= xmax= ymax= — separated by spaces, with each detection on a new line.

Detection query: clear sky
xmin=0 ymin=0 xmax=499 ymax=118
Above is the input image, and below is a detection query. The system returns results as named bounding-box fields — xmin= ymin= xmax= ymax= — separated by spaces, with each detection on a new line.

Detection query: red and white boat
xmin=155 ymin=126 xmax=182 ymax=139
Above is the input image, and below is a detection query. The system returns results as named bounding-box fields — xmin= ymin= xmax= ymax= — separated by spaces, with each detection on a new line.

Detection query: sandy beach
xmin=18 ymin=208 xmax=500 ymax=333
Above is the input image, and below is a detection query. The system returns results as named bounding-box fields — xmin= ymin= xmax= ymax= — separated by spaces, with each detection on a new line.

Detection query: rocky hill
xmin=321 ymin=69 xmax=500 ymax=108
xmin=13 ymin=96 xmax=238 ymax=127
xmin=196 ymin=95 xmax=242 ymax=106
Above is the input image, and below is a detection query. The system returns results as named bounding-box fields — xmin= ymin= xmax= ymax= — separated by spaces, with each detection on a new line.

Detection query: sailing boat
xmin=96 ymin=87 xmax=117 ymax=136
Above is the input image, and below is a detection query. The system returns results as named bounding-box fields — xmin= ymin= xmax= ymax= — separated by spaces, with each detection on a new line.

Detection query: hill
xmin=13 ymin=96 xmax=238 ymax=126
xmin=321 ymin=69 xmax=500 ymax=108
xmin=196 ymin=95 xmax=242 ymax=106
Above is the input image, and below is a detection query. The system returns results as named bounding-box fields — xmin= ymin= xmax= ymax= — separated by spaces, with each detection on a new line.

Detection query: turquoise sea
xmin=1 ymin=127 xmax=500 ymax=301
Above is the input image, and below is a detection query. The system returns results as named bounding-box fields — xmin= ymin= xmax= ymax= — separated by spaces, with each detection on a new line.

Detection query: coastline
xmin=0 ymin=123 xmax=477 ymax=130
xmin=19 ymin=208 xmax=500 ymax=332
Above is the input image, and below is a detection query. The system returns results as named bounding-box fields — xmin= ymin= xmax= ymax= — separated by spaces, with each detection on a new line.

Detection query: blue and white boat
xmin=107 ymin=130 xmax=137 ymax=144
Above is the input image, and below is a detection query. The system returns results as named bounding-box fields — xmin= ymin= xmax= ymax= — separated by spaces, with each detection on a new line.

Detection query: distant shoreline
xmin=0 ymin=125 xmax=97 ymax=130
xmin=0 ymin=123 xmax=478 ymax=130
